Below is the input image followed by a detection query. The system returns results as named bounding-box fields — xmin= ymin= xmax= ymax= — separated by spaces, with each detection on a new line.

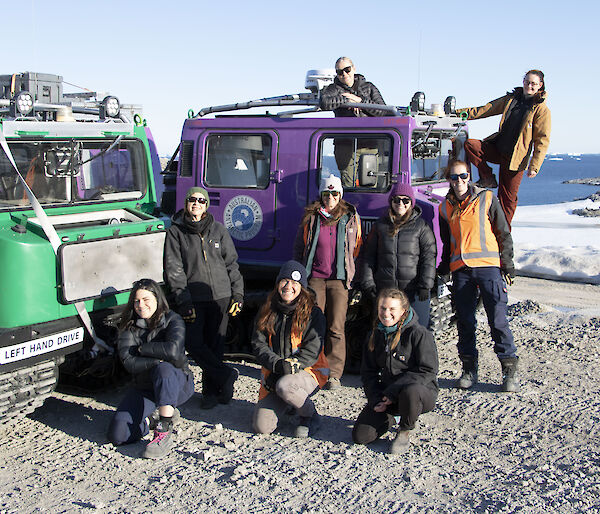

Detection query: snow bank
xmin=512 ymin=198 xmax=600 ymax=283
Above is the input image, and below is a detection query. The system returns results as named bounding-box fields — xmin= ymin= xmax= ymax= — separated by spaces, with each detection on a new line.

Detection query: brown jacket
xmin=457 ymin=88 xmax=551 ymax=173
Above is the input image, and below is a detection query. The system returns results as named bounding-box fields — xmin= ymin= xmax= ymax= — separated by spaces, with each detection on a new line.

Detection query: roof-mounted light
xmin=10 ymin=91 xmax=34 ymax=116
xmin=444 ymin=96 xmax=456 ymax=114
xmin=410 ymin=91 xmax=425 ymax=112
xmin=100 ymin=95 xmax=120 ymax=119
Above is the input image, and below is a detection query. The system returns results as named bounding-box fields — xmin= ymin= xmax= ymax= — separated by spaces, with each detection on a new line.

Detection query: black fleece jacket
xmin=361 ymin=312 xmax=439 ymax=406
xmin=164 ymin=210 xmax=243 ymax=309
xmin=320 ymin=74 xmax=387 ymax=117
xmin=118 ymin=311 xmax=191 ymax=389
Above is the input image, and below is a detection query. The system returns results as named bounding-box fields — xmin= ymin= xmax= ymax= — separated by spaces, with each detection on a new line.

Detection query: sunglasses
xmin=187 ymin=196 xmax=207 ymax=204
xmin=336 ymin=66 xmax=352 ymax=76
xmin=392 ymin=196 xmax=411 ymax=205
xmin=449 ymin=173 xmax=469 ymax=181
xmin=322 ymin=191 xmax=340 ymax=198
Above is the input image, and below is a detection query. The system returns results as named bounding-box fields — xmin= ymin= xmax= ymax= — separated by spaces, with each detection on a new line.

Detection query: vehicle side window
xmin=411 ymin=130 xmax=467 ymax=182
xmin=319 ymin=135 xmax=393 ymax=192
xmin=204 ymin=134 xmax=271 ymax=188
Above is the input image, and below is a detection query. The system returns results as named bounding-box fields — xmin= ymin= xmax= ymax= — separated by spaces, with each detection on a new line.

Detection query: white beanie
xmin=319 ymin=175 xmax=344 ymax=198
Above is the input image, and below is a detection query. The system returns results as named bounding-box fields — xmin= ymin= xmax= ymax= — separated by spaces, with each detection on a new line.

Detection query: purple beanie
xmin=389 ymin=182 xmax=415 ymax=207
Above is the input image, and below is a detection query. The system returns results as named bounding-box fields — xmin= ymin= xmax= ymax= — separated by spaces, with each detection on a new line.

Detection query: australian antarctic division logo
xmin=224 ymin=195 xmax=263 ymax=241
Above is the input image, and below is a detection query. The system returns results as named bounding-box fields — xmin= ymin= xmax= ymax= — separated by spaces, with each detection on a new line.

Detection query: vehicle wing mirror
xmin=358 ymin=153 xmax=378 ymax=187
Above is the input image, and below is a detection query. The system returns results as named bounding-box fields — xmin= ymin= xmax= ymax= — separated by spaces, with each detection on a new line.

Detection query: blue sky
xmin=2 ymin=1 xmax=598 ymax=156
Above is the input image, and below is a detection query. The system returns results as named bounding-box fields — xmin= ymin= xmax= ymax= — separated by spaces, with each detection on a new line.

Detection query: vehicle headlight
xmin=100 ymin=96 xmax=120 ymax=118
xmin=410 ymin=92 xmax=425 ymax=113
xmin=11 ymin=91 xmax=34 ymax=116
xmin=444 ymin=96 xmax=456 ymax=114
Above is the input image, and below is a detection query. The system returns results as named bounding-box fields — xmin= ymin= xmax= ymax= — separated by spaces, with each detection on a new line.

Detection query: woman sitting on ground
xmin=107 ymin=279 xmax=194 ymax=459
xmin=251 ymin=261 xmax=328 ymax=438
xmin=353 ymin=288 xmax=438 ymax=454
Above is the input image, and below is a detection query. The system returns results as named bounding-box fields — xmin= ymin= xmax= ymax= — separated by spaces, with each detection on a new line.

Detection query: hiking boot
xmin=389 ymin=430 xmax=410 ymax=454
xmin=147 ymin=408 xmax=180 ymax=431
xmin=500 ymin=357 xmax=520 ymax=393
xmin=324 ymin=377 xmax=341 ymax=390
xmin=142 ymin=430 xmax=174 ymax=459
xmin=294 ymin=412 xmax=322 ymax=438
xmin=200 ymin=394 xmax=218 ymax=410
xmin=476 ymin=175 xmax=498 ymax=189
xmin=455 ymin=355 xmax=478 ymax=389
xmin=218 ymin=367 xmax=239 ymax=404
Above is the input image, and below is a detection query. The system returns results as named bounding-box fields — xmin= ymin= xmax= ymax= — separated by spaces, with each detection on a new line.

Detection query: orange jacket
xmin=438 ymin=186 xmax=514 ymax=273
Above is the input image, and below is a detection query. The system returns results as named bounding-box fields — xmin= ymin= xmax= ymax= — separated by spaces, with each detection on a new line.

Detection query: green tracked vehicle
xmin=0 ymin=72 xmax=165 ymax=423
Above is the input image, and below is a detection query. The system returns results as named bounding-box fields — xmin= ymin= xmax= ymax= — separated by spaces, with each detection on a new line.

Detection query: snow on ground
xmin=512 ymin=197 xmax=600 ymax=284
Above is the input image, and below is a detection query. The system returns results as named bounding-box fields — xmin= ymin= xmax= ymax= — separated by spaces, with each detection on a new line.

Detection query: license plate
xmin=1 ymin=327 xmax=84 ymax=365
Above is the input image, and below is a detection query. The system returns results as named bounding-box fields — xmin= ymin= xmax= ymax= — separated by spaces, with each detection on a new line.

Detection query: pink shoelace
xmin=149 ymin=430 xmax=168 ymax=444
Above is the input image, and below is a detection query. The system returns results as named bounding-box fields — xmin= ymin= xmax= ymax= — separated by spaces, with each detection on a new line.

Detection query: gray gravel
xmin=1 ymin=287 xmax=599 ymax=513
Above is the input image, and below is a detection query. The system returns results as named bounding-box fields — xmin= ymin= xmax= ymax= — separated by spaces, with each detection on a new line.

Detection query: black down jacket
xmin=320 ymin=74 xmax=387 ymax=117
xmin=164 ymin=211 xmax=244 ymax=308
xmin=361 ymin=311 xmax=439 ymax=406
xmin=361 ymin=206 xmax=437 ymax=294
xmin=118 ymin=311 xmax=191 ymax=389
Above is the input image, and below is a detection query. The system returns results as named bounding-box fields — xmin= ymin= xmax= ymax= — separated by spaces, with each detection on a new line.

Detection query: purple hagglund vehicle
xmin=161 ymin=70 xmax=467 ymax=366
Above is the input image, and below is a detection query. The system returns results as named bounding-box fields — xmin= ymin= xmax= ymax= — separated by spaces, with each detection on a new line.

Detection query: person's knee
xmin=352 ymin=423 xmax=378 ymax=445
xmin=252 ymin=409 xmax=277 ymax=435
xmin=107 ymin=419 xmax=129 ymax=446
xmin=153 ymin=361 xmax=177 ymax=381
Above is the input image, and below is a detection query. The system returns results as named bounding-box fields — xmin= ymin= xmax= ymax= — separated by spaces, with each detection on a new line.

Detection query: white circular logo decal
xmin=224 ymin=195 xmax=263 ymax=241
xmin=291 ymin=270 xmax=301 ymax=281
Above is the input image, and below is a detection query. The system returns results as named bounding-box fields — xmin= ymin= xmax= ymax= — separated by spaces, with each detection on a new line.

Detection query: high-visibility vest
xmin=258 ymin=326 xmax=329 ymax=400
xmin=439 ymin=190 xmax=501 ymax=271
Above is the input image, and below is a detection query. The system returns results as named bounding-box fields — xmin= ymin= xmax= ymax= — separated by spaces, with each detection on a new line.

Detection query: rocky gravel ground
xmin=1 ymin=281 xmax=600 ymax=513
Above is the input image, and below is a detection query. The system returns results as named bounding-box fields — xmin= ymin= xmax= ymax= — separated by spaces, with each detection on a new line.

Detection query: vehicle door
xmin=198 ymin=130 xmax=279 ymax=251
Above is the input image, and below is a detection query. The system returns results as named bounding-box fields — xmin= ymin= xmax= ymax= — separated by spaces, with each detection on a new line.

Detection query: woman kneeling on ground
xmin=353 ymin=288 xmax=438 ymax=454
xmin=251 ymin=261 xmax=329 ymax=438
xmin=107 ymin=279 xmax=194 ymax=459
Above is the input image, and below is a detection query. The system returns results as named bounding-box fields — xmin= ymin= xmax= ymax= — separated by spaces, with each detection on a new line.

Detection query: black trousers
xmin=185 ymin=298 xmax=232 ymax=396
xmin=352 ymin=383 xmax=437 ymax=444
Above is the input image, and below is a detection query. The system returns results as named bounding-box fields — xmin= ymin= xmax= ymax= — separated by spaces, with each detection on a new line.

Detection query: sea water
xmin=486 ymin=153 xmax=600 ymax=206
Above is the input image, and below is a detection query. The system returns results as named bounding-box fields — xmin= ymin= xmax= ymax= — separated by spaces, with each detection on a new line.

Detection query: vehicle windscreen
xmin=0 ymin=139 xmax=147 ymax=209
xmin=411 ymin=129 xmax=467 ymax=183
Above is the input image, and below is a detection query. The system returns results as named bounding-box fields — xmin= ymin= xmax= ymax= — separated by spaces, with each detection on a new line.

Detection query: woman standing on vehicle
xmin=360 ymin=182 xmax=437 ymax=327
xmin=164 ymin=187 xmax=244 ymax=409
xmin=251 ymin=261 xmax=328 ymax=438
xmin=107 ymin=279 xmax=194 ymax=459
xmin=353 ymin=288 xmax=438 ymax=454
xmin=293 ymin=176 xmax=362 ymax=390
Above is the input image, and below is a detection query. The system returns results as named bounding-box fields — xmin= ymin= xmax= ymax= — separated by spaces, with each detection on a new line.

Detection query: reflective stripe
xmin=478 ymin=192 xmax=489 ymax=253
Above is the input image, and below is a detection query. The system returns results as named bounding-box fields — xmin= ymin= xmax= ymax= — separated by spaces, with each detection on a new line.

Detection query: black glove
xmin=417 ymin=288 xmax=430 ymax=302
xmin=273 ymin=359 xmax=293 ymax=375
xmin=364 ymin=286 xmax=377 ymax=302
xmin=436 ymin=264 xmax=450 ymax=277
xmin=179 ymin=303 xmax=196 ymax=323
xmin=349 ymin=289 xmax=362 ymax=306
xmin=264 ymin=373 xmax=280 ymax=392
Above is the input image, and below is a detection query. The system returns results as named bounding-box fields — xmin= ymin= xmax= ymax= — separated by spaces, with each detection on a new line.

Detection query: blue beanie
xmin=276 ymin=260 xmax=308 ymax=288
xmin=389 ymin=182 xmax=415 ymax=207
